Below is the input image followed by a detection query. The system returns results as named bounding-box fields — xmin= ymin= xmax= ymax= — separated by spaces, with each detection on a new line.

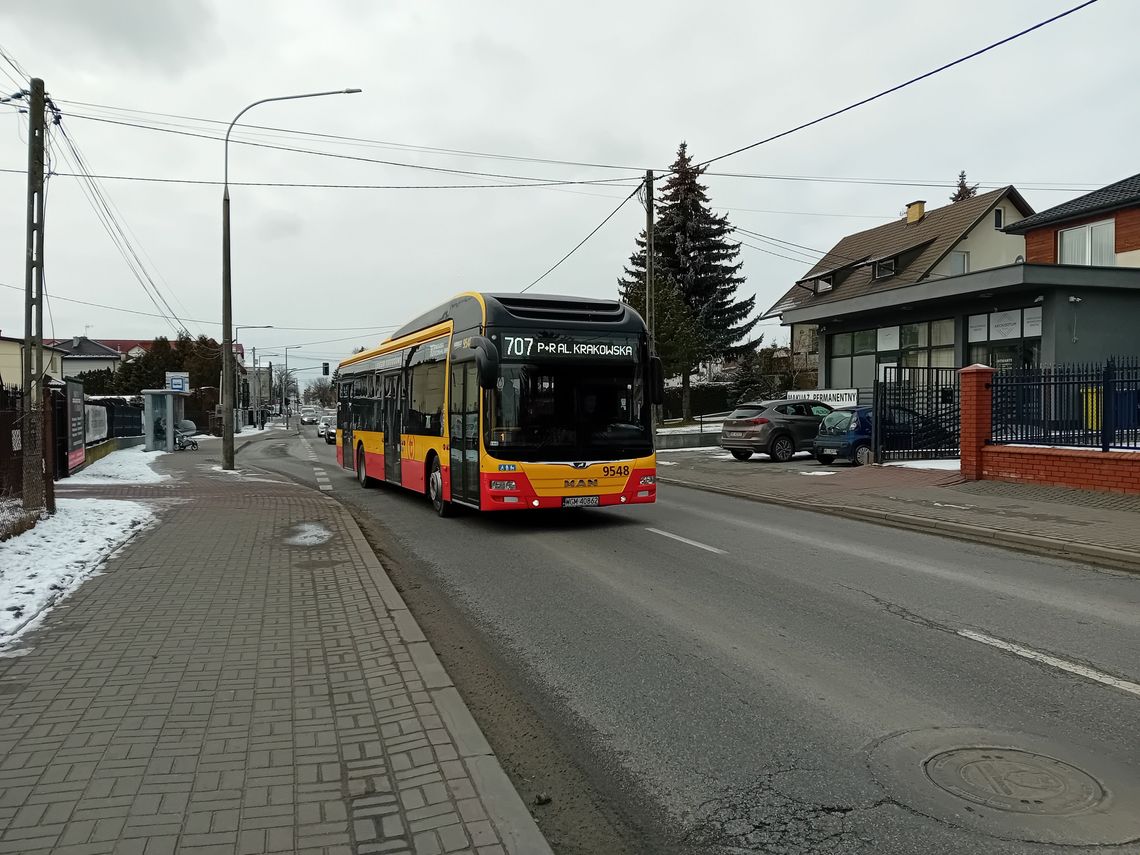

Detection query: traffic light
xmin=322 ymin=362 xmax=329 ymax=376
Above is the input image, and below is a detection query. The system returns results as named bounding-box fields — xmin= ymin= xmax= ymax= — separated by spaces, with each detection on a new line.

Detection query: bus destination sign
xmin=497 ymin=332 xmax=637 ymax=361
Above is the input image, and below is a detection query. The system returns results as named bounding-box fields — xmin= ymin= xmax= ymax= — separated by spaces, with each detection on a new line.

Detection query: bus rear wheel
xmin=428 ymin=455 xmax=452 ymax=517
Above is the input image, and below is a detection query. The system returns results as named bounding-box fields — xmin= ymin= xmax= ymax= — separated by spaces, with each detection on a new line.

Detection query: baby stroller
xmin=174 ymin=419 xmax=199 ymax=451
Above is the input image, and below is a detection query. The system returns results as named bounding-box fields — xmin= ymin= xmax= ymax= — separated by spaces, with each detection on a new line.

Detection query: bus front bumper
xmin=479 ymin=469 xmax=657 ymax=510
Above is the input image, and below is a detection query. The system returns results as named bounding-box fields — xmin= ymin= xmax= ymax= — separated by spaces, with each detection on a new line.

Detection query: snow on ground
xmin=656 ymin=446 xmax=722 ymax=453
xmin=0 ymin=498 xmax=154 ymax=646
xmin=194 ymin=424 xmax=279 ymax=440
xmin=656 ymin=422 xmax=725 ymax=435
xmin=67 ymin=446 xmax=169 ymax=484
xmin=285 ymin=522 xmax=332 ymax=546
xmin=885 ymin=459 xmax=962 ymax=471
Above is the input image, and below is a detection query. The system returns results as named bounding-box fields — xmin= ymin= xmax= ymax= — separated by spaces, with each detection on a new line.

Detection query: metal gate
xmin=873 ymin=366 xmax=959 ymax=462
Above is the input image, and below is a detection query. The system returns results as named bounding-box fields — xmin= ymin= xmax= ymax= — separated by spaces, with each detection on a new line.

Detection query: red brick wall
xmin=979 ymin=446 xmax=1140 ymax=494
xmin=959 ymin=365 xmax=1140 ymax=494
xmin=1022 ymin=206 xmax=1140 ymax=263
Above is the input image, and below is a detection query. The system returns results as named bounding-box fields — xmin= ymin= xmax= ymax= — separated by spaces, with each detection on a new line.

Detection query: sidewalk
xmin=659 ymin=453 xmax=1140 ymax=572
xmin=0 ymin=445 xmax=551 ymax=855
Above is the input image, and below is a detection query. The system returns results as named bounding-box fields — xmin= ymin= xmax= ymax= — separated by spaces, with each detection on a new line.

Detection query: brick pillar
xmin=959 ymin=364 xmax=994 ymax=481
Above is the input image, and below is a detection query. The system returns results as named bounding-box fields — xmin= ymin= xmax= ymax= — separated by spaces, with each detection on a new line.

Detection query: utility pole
xmin=22 ymin=78 xmax=47 ymax=512
xmin=644 ymin=169 xmax=655 ymax=356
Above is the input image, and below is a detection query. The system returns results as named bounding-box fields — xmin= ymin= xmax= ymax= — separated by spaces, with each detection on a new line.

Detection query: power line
xmin=703 ymin=171 xmax=1099 ymax=193
xmin=698 ymin=0 xmax=1099 ymax=169
xmin=53 ymin=97 xmax=651 ymax=173
xmin=0 ymin=281 xmax=398 ymax=332
xmin=51 ymin=98 xmax=1106 ymax=193
xmin=51 ymin=118 xmax=188 ymax=334
xmin=0 ymin=165 xmax=639 ymax=191
xmin=520 ymin=183 xmax=644 ymax=293
xmin=58 ymin=111 xmax=643 ymax=188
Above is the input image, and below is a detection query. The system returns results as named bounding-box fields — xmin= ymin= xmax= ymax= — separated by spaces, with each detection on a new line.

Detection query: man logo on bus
xmin=564 ymin=479 xmax=599 ymax=488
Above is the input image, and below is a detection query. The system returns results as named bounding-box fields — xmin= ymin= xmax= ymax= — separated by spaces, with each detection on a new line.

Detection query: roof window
xmin=872 ymin=258 xmax=897 ymax=280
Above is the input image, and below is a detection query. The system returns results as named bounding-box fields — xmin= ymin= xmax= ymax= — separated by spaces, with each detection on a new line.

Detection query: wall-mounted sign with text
xmin=786 ymin=388 xmax=859 ymax=406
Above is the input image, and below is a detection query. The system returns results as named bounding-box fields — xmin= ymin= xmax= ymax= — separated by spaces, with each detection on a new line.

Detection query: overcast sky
xmin=0 ymin=0 xmax=1136 ymax=370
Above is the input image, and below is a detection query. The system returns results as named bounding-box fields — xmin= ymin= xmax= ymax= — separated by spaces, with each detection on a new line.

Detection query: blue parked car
xmin=813 ymin=405 xmax=873 ymax=466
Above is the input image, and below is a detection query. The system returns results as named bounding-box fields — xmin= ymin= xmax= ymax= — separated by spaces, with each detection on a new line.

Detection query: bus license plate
xmin=562 ymin=495 xmax=599 ymax=508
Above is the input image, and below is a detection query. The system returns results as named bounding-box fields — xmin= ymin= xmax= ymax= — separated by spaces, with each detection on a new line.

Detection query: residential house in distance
xmin=762 ymin=180 xmax=1140 ymax=396
xmin=96 ymin=339 xmax=154 ymax=361
xmin=0 ymin=333 xmax=66 ymax=386
xmin=49 ymin=336 xmax=126 ymax=377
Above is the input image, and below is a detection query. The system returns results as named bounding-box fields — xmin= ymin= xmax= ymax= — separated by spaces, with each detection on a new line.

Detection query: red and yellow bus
xmin=335 ymin=292 xmax=663 ymax=516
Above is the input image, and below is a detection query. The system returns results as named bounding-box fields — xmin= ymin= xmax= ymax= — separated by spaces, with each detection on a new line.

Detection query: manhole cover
xmin=924 ymin=748 xmax=1104 ymax=816
xmin=868 ymin=727 xmax=1140 ymax=845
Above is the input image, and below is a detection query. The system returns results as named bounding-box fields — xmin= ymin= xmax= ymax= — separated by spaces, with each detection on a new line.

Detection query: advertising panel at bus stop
xmin=66 ymin=379 xmax=85 ymax=472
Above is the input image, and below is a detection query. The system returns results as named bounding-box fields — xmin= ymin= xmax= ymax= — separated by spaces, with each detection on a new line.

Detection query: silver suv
xmin=719 ymin=399 xmax=833 ymax=462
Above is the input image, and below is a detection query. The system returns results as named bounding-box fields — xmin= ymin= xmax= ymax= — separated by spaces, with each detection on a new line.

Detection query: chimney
xmin=906 ymin=200 xmax=926 ymax=224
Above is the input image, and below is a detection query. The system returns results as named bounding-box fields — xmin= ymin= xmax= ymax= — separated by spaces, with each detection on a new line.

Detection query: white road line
xmin=959 ymin=629 xmax=1140 ymax=699
xmin=645 ymin=527 xmax=727 ymax=555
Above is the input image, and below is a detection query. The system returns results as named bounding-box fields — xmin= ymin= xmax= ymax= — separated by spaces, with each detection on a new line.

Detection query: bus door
xmin=449 ymin=360 xmax=480 ymax=506
xmin=382 ymin=373 xmax=402 ymax=483
xmin=340 ymin=399 xmax=354 ymax=470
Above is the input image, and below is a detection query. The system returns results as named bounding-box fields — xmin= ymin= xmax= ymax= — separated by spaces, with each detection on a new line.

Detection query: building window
xmin=994 ymin=208 xmax=1004 ymax=229
xmin=816 ymin=275 xmax=833 ymax=293
xmin=1058 ymin=219 xmax=1115 ymax=266
xmin=873 ymin=258 xmax=897 ymax=279
xmin=948 ymin=251 xmax=970 ymax=276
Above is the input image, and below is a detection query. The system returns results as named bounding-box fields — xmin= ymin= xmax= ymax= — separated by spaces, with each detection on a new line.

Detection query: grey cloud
xmin=8 ymin=0 xmax=219 ymax=75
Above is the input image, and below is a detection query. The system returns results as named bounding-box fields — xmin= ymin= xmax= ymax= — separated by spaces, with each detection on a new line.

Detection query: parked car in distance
xmin=720 ymin=399 xmax=833 ymax=462
xmin=299 ymin=407 xmax=318 ymax=425
xmin=814 ymin=406 xmax=873 ymax=466
xmin=317 ymin=414 xmax=335 ymax=443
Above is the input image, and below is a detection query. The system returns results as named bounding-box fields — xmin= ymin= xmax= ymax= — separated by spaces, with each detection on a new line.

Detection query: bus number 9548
xmin=602 ymin=465 xmax=630 ymax=478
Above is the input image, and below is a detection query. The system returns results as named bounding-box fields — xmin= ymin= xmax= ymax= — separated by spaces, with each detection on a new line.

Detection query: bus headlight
xmin=490 ymin=480 xmax=516 ymax=491
xmin=639 ymin=475 xmax=656 ymax=485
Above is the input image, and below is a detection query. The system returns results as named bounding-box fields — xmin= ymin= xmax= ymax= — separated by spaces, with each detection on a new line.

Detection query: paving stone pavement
xmin=0 ymin=445 xmax=551 ymax=855
xmin=658 ymin=451 xmax=1140 ymax=564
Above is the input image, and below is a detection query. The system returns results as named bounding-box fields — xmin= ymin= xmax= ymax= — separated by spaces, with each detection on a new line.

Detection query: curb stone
xmin=659 ymin=475 xmax=1140 ymax=575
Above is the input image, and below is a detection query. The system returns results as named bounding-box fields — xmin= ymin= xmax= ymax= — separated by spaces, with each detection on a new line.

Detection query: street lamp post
xmin=233 ymin=324 xmax=273 ymax=430
xmin=283 ymin=345 xmax=302 ymax=429
xmin=221 ymin=88 xmax=362 ymax=470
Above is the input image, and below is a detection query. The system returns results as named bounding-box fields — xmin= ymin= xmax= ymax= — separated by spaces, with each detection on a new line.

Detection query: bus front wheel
xmin=357 ymin=445 xmax=372 ymax=488
xmin=428 ymin=455 xmax=452 ymax=517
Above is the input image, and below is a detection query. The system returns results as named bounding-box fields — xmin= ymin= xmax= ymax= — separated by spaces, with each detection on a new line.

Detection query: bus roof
xmin=338 ymin=292 xmax=645 ymax=371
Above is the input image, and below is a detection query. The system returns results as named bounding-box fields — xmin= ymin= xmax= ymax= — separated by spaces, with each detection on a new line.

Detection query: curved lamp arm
xmin=224 ymin=88 xmax=362 ymax=188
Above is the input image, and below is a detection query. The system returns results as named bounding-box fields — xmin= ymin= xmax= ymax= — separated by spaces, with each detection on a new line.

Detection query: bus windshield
xmin=485 ymin=361 xmax=651 ymax=462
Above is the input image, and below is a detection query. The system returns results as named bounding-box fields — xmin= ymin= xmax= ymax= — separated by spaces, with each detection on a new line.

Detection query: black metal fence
xmin=0 ymin=384 xmax=24 ymax=499
xmin=873 ymin=366 xmax=960 ymax=461
xmin=87 ymin=398 xmax=143 ymax=439
xmin=991 ymin=357 xmax=1140 ymax=451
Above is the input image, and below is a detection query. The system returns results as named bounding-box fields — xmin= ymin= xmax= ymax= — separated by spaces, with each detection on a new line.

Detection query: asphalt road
xmin=244 ymin=428 xmax=1140 ymax=855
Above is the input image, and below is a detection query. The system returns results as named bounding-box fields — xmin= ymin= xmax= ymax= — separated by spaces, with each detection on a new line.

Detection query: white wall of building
xmin=929 ymin=199 xmax=1028 ymax=277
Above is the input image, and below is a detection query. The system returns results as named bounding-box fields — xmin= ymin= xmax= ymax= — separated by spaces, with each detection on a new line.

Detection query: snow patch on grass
xmin=0 ymin=498 xmax=154 ymax=646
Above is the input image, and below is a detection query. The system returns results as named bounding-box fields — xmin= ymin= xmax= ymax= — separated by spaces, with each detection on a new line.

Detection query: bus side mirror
xmin=650 ymin=356 xmax=665 ymax=404
xmin=471 ymin=336 xmax=500 ymax=389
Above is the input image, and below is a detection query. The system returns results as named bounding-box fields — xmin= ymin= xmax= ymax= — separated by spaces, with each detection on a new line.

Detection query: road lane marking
xmin=645 ymin=527 xmax=727 ymax=555
xmin=958 ymin=629 xmax=1140 ymax=699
